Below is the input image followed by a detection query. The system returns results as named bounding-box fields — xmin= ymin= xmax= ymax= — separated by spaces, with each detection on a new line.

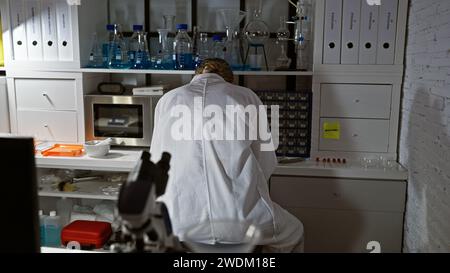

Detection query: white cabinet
xmin=319 ymin=118 xmax=390 ymax=152
xmin=320 ymin=84 xmax=392 ymax=119
xmin=270 ymin=176 xmax=406 ymax=253
xmin=0 ymin=77 xmax=10 ymax=133
xmin=17 ymin=110 xmax=78 ymax=142
xmin=15 ymin=79 xmax=77 ymax=111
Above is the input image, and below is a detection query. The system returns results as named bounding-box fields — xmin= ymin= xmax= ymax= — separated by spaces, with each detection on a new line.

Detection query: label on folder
xmin=323 ymin=122 xmax=340 ymax=140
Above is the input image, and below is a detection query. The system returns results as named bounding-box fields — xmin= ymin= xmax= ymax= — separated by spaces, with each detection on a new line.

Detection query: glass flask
xmin=107 ymin=24 xmax=130 ymax=69
xmin=218 ymin=9 xmax=247 ymax=70
xmin=275 ymin=43 xmax=291 ymax=70
xmin=276 ymin=16 xmax=290 ymax=42
xmin=131 ymin=32 xmax=150 ymax=69
xmin=244 ymin=9 xmax=270 ymax=46
xmin=196 ymin=32 xmax=210 ymax=68
xmin=86 ymin=32 xmax=105 ymax=68
xmin=155 ymin=29 xmax=174 ymax=69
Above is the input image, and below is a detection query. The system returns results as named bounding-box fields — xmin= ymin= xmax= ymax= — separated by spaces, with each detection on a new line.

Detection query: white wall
xmin=400 ymin=0 xmax=450 ymax=253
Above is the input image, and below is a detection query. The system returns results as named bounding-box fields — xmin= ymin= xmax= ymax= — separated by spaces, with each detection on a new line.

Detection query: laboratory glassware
xmin=86 ymin=32 xmax=105 ymax=68
xmin=173 ymin=24 xmax=194 ymax=70
xmin=218 ymin=9 xmax=247 ymax=70
xmin=108 ymin=24 xmax=129 ymax=69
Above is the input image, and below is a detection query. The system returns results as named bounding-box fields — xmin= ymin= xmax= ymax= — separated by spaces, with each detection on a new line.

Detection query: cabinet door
xmin=17 ymin=110 xmax=78 ymax=142
xmin=15 ymin=79 xmax=77 ymax=111
xmin=320 ymin=84 xmax=392 ymax=119
xmin=286 ymin=207 xmax=404 ymax=253
xmin=319 ymin=118 xmax=390 ymax=152
xmin=270 ymin=176 xmax=406 ymax=253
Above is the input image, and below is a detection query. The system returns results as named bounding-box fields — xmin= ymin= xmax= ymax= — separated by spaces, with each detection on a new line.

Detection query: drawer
xmin=319 ymin=118 xmax=389 ymax=152
xmin=15 ymin=79 xmax=77 ymax=111
xmin=270 ymin=176 xmax=406 ymax=213
xmin=17 ymin=110 xmax=78 ymax=142
xmin=320 ymin=84 xmax=392 ymax=119
xmin=284 ymin=208 xmax=404 ymax=253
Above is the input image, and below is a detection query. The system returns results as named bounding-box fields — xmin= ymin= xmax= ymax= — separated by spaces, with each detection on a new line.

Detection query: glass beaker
xmin=163 ymin=15 xmax=176 ymax=33
xmin=218 ymin=9 xmax=247 ymax=70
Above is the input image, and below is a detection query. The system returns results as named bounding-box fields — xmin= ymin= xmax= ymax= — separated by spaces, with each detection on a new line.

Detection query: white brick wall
xmin=400 ymin=0 xmax=450 ymax=253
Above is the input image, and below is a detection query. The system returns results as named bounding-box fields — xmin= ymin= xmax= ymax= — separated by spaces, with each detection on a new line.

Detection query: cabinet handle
xmin=44 ymin=124 xmax=49 ymax=128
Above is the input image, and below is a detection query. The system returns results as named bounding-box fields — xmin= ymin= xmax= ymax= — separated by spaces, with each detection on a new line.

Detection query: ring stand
xmin=243 ymin=44 xmax=269 ymax=71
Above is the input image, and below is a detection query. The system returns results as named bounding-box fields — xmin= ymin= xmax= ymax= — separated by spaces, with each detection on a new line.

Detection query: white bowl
xmin=84 ymin=141 xmax=111 ymax=158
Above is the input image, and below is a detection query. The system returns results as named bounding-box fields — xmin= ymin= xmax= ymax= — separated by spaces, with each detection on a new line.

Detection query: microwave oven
xmin=84 ymin=95 xmax=161 ymax=147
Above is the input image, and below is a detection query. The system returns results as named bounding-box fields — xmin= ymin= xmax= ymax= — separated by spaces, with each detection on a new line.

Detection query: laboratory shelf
xmin=45 ymin=68 xmax=314 ymax=76
xmin=36 ymin=149 xmax=142 ymax=172
xmin=38 ymin=179 xmax=121 ymax=201
xmin=39 ymin=191 xmax=118 ymax=201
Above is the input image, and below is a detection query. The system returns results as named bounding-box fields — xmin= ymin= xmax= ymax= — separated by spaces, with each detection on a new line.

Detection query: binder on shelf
xmin=341 ymin=0 xmax=361 ymax=64
xmin=41 ymin=0 xmax=59 ymax=61
xmin=55 ymin=0 xmax=73 ymax=61
xmin=323 ymin=0 xmax=343 ymax=64
xmin=377 ymin=0 xmax=399 ymax=64
xmin=25 ymin=0 xmax=43 ymax=61
xmin=359 ymin=1 xmax=379 ymax=64
xmin=9 ymin=0 xmax=28 ymax=61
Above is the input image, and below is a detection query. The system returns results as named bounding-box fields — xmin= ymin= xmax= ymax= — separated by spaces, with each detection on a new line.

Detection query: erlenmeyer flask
xmin=155 ymin=29 xmax=174 ymax=70
xmin=86 ymin=32 xmax=104 ymax=68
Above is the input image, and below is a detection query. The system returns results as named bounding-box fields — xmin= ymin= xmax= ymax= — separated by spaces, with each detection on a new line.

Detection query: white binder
xmin=377 ymin=0 xmax=399 ymax=64
xmin=9 ymin=0 xmax=28 ymax=61
xmin=41 ymin=0 xmax=59 ymax=61
xmin=323 ymin=0 xmax=343 ymax=64
xmin=359 ymin=1 xmax=379 ymax=64
xmin=55 ymin=0 xmax=73 ymax=61
xmin=341 ymin=0 xmax=361 ymax=64
xmin=25 ymin=0 xmax=43 ymax=61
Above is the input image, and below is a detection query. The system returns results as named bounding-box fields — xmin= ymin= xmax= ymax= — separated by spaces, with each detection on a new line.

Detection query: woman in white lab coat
xmin=150 ymin=59 xmax=304 ymax=252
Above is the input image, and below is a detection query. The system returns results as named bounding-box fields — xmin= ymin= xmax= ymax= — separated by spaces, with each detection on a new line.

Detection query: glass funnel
xmin=218 ymin=9 xmax=247 ymax=70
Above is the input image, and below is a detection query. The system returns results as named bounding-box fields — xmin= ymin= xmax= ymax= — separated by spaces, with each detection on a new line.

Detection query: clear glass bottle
xmin=108 ymin=24 xmax=129 ymax=69
xmin=173 ymin=24 xmax=193 ymax=70
xmin=102 ymin=24 xmax=115 ymax=66
xmin=56 ymin=197 xmax=73 ymax=227
xmin=86 ymin=32 xmax=104 ymax=68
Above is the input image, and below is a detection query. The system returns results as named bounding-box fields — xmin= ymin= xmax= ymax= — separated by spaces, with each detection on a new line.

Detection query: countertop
xmin=36 ymin=149 xmax=408 ymax=180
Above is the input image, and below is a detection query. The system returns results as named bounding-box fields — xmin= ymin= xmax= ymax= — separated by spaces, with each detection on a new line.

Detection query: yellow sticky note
xmin=323 ymin=122 xmax=340 ymax=140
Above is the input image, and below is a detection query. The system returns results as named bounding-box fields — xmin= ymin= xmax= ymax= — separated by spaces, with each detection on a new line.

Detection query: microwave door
xmin=85 ymin=95 xmax=154 ymax=147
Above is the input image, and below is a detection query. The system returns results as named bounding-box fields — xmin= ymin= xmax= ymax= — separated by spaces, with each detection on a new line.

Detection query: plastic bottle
xmin=129 ymin=25 xmax=150 ymax=69
xmin=108 ymin=24 xmax=129 ymax=69
xmin=212 ymin=35 xmax=225 ymax=59
xmin=195 ymin=32 xmax=210 ymax=68
xmin=39 ymin=210 xmax=47 ymax=247
xmin=56 ymin=197 xmax=73 ymax=227
xmin=44 ymin=211 xmax=62 ymax=247
xmin=173 ymin=24 xmax=193 ymax=70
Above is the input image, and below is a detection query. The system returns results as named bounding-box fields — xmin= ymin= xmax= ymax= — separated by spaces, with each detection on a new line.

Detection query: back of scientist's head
xmin=195 ymin=58 xmax=234 ymax=83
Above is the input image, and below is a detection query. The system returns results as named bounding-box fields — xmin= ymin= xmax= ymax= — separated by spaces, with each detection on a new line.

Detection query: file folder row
xmin=9 ymin=0 xmax=73 ymax=62
xmin=323 ymin=0 xmax=399 ymax=65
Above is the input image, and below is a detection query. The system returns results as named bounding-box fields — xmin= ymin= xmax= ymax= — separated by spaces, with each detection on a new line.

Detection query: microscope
xmin=110 ymin=151 xmax=184 ymax=253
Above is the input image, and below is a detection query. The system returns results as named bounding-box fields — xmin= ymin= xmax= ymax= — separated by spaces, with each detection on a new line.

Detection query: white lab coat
xmin=150 ymin=73 xmax=303 ymax=252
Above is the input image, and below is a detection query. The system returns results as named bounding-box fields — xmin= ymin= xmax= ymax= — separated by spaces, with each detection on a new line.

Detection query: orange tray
xmin=41 ymin=144 xmax=85 ymax=157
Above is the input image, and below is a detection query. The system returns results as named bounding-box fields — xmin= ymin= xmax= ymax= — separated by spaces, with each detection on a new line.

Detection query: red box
xmin=61 ymin=220 xmax=113 ymax=249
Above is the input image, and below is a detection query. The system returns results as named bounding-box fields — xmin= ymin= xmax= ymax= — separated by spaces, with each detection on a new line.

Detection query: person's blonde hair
xmin=195 ymin=58 xmax=234 ymax=83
